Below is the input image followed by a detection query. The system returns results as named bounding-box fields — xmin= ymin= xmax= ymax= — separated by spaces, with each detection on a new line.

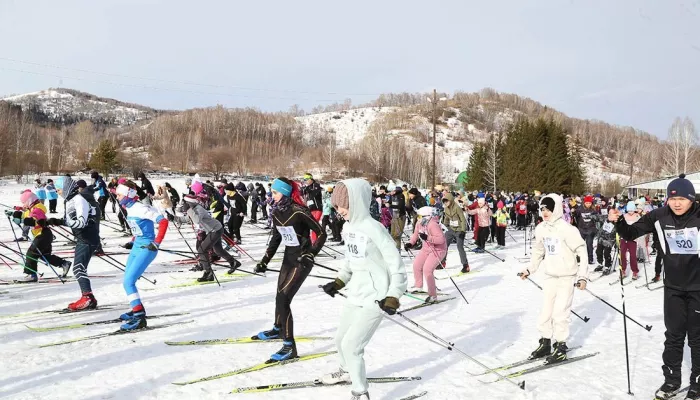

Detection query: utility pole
xmin=427 ymin=89 xmax=447 ymax=190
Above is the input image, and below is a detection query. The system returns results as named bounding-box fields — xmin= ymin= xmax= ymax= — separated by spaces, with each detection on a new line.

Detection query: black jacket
xmin=411 ymin=195 xmax=427 ymax=211
xmin=302 ymin=180 xmax=323 ymax=212
xmin=141 ymin=178 xmax=155 ymax=196
xmin=227 ymin=192 xmax=247 ymax=215
xmin=261 ymin=203 xmax=326 ymax=266
xmin=616 ymin=204 xmax=700 ymax=291
xmin=573 ymin=205 xmax=600 ymax=235
xmin=390 ymin=189 xmax=406 ymax=218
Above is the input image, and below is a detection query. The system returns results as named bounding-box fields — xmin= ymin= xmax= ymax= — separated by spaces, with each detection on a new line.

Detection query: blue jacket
xmin=46 ymin=183 xmax=57 ymax=200
xmin=93 ymin=176 xmax=107 ymax=197
xmin=35 ymin=184 xmax=46 ymax=200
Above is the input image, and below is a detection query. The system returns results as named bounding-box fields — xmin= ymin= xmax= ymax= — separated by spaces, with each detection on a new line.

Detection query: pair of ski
xmin=474 ymin=346 xmax=599 ymax=383
xmin=435 ymin=269 xmax=482 ymax=280
xmin=401 ymin=297 xmax=456 ymax=313
xmin=1 ymin=304 xmax=122 ymax=319
xmin=27 ymin=312 xmax=190 ymax=331
xmin=230 ymin=376 xmax=422 ymax=394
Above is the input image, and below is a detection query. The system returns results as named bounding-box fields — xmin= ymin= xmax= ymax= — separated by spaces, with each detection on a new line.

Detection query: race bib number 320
xmin=664 ymin=227 xmax=699 ymax=255
xmin=276 ymin=226 xmax=300 ymax=247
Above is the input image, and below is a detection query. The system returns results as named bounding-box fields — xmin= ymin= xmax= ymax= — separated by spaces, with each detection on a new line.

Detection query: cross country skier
xmin=164 ymin=182 xmax=180 ymax=211
xmin=115 ymin=182 xmax=168 ymax=330
xmin=302 ymin=173 xmax=323 ymax=239
xmin=91 ymin=171 xmax=108 ymax=220
xmin=520 ymin=193 xmax=588 ymax=365
xmin=610 ymin=174 xmax=700 ymax=400
xmin=46 ymin=179 xmax=58 ymax=213
xmin=34 ymin=179 xmax=46 ymax=205
xmin=320 ymin=179 xmax=407 ymax=400
xmin=389 ymin=186 xmax=406 ymax=250
xmin=138 ymin=172 xmax=155 ymax=205
xmin=253 ymin=177 xmax=326 ymax=361
xmin=18 ymin=208 xmax=71 ymax=282
xmin=47 ymin=176 xmax=102 ymax=311
xmin=256 ymin=182 xmax=268 ymax=220
xmin=224 ymin=183 xmax=246 ymax=243
xmin=405 ymin=206 xmax=447 ymax=302
xmin=168 ymin=194 xmax=240 ymax=281
xmin=441 ymin=193 xmax=469 ymax=273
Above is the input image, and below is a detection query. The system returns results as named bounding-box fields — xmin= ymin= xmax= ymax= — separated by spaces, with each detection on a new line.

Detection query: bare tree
xmin=665 ymin=117 xmax=698 ymax=175
xmin=322 ymin=129 xmax=338 ymax=178
xmin=203 ymin=146 xmax=232 ymax=180
xmin=483 ymin=133 xmax=500 ymax=192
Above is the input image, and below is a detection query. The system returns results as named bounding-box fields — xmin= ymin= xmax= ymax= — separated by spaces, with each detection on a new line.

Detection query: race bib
xmin=601 ymin=209 xmax=608 ymax=216
xmin=664 ymin=227 xmax=699 ymax=255
xmin=544 ymin=237 xmax=560 ymax=255
xmin=276 ymin=226 xmax=300 ymax=247
xmin=450 ymin=220 xmax=459 ymax=227
xmin=345 ymin=232 xmax=368 ymax=260
xmin=582 ymin=212 xmax=591 ymax=222
xmin=392 ymin=200 xmax=398 ymax=206
xmin=128 ymin=220 xmax=143 ymax=236
xmin=520 ymin=205 xmax=526 ymax=211
xmin=488 ymin=202 xmax=494 ymax=209
xmin=602 ymin=222 xmax=614 ymax=233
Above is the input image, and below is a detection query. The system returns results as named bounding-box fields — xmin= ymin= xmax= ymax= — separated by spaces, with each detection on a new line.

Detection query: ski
xmin=655 ymin=385 xmax=690 ymax=400
xmin=230 ymin=376 xmax=421 ymax=393
xmin=588 ymin=272 xmax=610 ymax=282
xmin=172 ymin=351 xmax=337 ymax=386
xmin=169 ymin=277 xmax=246 ymax=288
xmin=1 ymin=304 xmax=121 ymax=319
xmin=637 ymin=281 xmax=664 ymax=290
xmin=399 ymin=391 xmax=428 ymax=400
xmin=26 ymin=312 xmax=190 ymax=332
xmin=165 ymin=336 xmax=332 ymax=346
xmin=473 ymin=346 xmax=582 ymax=376
xmin=609 ymin=277 xmax=635 ymax=286
xmin=485 ymin=352 xmax=599 ymax=382
xmin=406 ymin=290 xmax=450 ymax=296
xmin=400 ymin=297 xmax=456 ymax=313
xmin=38 ymin=320 xmax=194 ymax=348
xmin=436 ymin=270 xmax=482 ymax=280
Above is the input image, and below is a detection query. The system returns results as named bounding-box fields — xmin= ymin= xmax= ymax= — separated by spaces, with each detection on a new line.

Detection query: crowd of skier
xmin=6 ymin=170 xmax=700 ymax=400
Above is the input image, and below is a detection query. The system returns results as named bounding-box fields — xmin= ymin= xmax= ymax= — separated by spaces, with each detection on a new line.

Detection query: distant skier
xmin=91 ymin=171 xmax=108 ymax=220
xmin=405 ymin=206 xmax=446 ymax=302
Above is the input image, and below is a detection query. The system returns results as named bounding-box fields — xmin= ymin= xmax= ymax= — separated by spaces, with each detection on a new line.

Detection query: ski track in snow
xmin=0 ymin=179 xmax=678 ymax=399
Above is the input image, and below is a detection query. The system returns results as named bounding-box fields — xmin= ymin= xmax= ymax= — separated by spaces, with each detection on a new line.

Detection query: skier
xmin=47 ymin=176 xmax=102 ymax=311
xmin=224 ymin=183 xmax=246 ymax=243
xmin=572 ymin=195 xmax=600 ymax=266
xmin=153 ymin=185 xmax=174 ymax=216
xmin=620 ymin=201 xmax=641 ymax=280
xmin=322 ymin=186 xmax=334 ymax=235
xmin=441 ymin=193 xmax=469 ymax=273
xmin=302 ymin=173 xmax=323 ymax=240
xmin=18 ymin=208 xmax=71 ymax=282
xmin=138 ymin=172 xmax=155 ymax=205
xmin=164 ymin=182 xmax=180 ymax=211
xmin=107 ymin=177 xmax=119 ymax=213
xmin=253 ymin=177 xmax=326 ymax=361
xmin=7 ymin=190 xmax=49 ymax=242
xmin=168 ymin=194 xmax=240 ymax=280
xmin=593 ymin=205 xmax=616 ymax=275
xmin=405 ymin=206 xmax=447 ymax=302
xmin=408 ymin=188 xmax=427 ymax=227
xmin=389 ymin=186 xmax=406 ymax=250
xmin=34 ymin=179 xmax=46 ymax=205
xmin=255 ymin=182 xmax=268 ymax=220
xmin=45 ymin=179 xmax=58 ymax=213
xmin=249 ymin=181 xmax=260 ymax=224
xmin=115 ymin=182 xmax=168 ymax=330
xmin=520 ymin=193 xmax=588 ymax=364
xmin=91 ymin=171 xmax=108 ymax=220
xmin=610 ymin=174 xmax=700 ymax=399
xmin=494 ymin=200 xmax=510 ymax=248
xmin=467 ymin=193 xmax=492 ymax=252
xmin=320 ymin=179 xmax=407 ymax=400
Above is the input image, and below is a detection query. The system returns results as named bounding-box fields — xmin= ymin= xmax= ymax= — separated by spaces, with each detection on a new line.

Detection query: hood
xmin=541 ymin=193 xmax=564 ymax=225
xmin=61 ymin=175 xmax=76 ymax=197
xmin=341 ymin=178 xmax=371 ymax=223
xmin=443 ymin=193 xmax=454 ymax=202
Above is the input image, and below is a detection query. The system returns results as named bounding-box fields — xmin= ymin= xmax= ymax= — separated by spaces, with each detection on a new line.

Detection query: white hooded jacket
xmin=528 ymin=193 xmax=588 ymax=280
xmin=336 ymin=179 xmax=408 ymax=308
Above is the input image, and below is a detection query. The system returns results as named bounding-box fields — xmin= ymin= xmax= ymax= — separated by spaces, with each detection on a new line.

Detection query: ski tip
xmin=519 ymin=380 xmax=525 ymax=390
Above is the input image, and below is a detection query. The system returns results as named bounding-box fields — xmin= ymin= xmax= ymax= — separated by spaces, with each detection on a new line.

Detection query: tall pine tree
xmin=465 ymin=143 xmax=486 ymax=191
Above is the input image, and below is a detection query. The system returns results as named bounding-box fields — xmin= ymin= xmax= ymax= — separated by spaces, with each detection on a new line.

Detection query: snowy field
xmin=0 ymin=179 xmax=680 ymax=400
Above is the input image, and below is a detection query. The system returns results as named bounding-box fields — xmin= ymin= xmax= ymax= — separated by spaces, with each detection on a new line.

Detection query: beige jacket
xmin=467 ymin=204 xmax=492 ymax=227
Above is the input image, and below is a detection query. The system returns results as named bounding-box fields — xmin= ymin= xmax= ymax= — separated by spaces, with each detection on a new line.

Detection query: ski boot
xmin=351 ymin=391 xmax=370 ymax=400
xmin=197 ymin=270 xmax=214 ymax=282
xmin=652 ymin=274 xmax=662 ymax=283
xmin=425 ymin=296 xmax=439 ymax=304
xmin=602 ymin=266 xmax=612 ymax=275
xmin=227 ymin=259 xmax=241 ymax=275
xmin=545 ymin=341 xmax=568 ymax=364
xmin=270 ymin=340 xmax=297 ymax=361
xmin=408 ymin=286 xmax=423 ymax=294
xmin=14 ymin=236 xmax=28 ymax=242
xmin=61 ymin=260 xmax=72 ymax=278
xmin=120 ymin=305 xmax=146 ymax=321
xmin=632 ymin=273 xmax=640 ymax=280
xmin=594 ymin=264 xmax=603 ymax=272
xmin=19 ymin=273 xmax=38 ymax=283
xmin=686 ymin=384 xmax=700 ymax=399
xmin=654 ymin=382 xmax=681 ymax=399
xmin=321 ymin=368 xmax=351 ymax=385
xmin=120 ymin=310 xmax=147 ymax=331
xmin=67 ymin=292 xmax=97 ymax=311
xmin=461 ymin=264 xmax=470 ymax=274
xmin=189 ymin=263 xmax=204 ymax=272
xmin=528 ymin=338 xmax=551 ymax=360
xmin=254 ymin=325 xmax=281 ymax=340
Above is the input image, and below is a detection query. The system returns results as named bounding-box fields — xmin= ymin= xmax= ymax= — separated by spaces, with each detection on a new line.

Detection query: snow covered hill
xmin=1 ymin=88 xmax=160 ymax=126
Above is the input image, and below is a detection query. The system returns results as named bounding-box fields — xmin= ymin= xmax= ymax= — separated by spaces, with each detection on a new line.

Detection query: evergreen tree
xmin=567 ymin=133 xmax=587 ymax=194
xmin=465 ymin=143 xmax=486 ymax=191
xmin=90 ymin=139 xmax=120 ymax=174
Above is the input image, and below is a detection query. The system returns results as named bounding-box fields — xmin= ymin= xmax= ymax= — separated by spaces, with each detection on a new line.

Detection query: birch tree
xmin=665 ymin=117 xmax=698 ymax=175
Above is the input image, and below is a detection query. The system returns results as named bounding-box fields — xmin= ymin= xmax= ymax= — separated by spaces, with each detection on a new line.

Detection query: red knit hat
xmin=583 ymin=195 xmax=593 ymax=204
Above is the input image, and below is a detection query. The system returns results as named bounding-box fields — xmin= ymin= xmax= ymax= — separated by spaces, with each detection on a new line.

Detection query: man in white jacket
xmin=320 ymin=179 xmax=408 ymax=400
xmin=520 ymin=193 xmax=588 ymax=364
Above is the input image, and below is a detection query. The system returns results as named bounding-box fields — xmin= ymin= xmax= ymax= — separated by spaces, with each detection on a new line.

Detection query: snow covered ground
xmin=0 ymin=179 xmax=681 ymax=400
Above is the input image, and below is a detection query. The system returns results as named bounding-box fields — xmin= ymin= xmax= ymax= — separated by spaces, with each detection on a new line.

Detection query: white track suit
xmin=333 ymin=178 xmax=407 ymax=394
xmin=527 ymin=193 xmax=588 ymax=342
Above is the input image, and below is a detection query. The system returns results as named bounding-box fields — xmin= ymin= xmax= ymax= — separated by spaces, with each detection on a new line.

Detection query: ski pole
xmin=428 ymin=244 xmax=468 ymax=305
xmin=465 ymin=241 xmax=505 ymax=262
xmin=52 ymin=226 xmax=77 ymax=245
xmin=576 ymin=281 xmax=652 ymax=331
xmin=506 ymin=228 xmax=518 ymax=243
xmin=323 ymin=244 xmax=343 ymax=256
xmin=171 ymin=222 xmax=220 ymax=287
xmin=270 ymin=267 xmax=331 ymax=280
xmin=319 ymin=247 xmax=337 ymax=260
xmin=6 ymin=216 xmax=26 ymax=264
xmin=516 ymin=273 xmax=590 ymax=323
xmin=32 ymin=245 xmax=66 ymax=283
xmin=614 ymin=242 xmax=634 ymax=396
xmin=312 ymin=261 xmax=338 ymax=272
xmin=96 ymin=253 xmax=157 ymax=285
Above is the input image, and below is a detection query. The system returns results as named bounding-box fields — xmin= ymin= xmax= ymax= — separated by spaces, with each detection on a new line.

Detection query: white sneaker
xmin=19 ymin=274 xmax=38 ymax=282
xmin=61 ymin=260 xmax=72 ymax=278
xmin=321 ymin=368 xmax=351 ymax=385
xmin=408 ymin=286 xmax=424 ymax=293
xmin=351 ymin=391 xmax=370 ymax=400
xmin=425 ymin=296 xmax=439 ymax=304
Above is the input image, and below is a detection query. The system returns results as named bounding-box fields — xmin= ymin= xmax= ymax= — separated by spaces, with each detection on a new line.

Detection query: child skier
xmin=594 ymin=207 xmax=616 ymax=275
xmin=520 ymin=193 xmax=588 ymax=364
xmin=404 ymin=206 xmax=447 ymax=302
xmin=46 ymin=179 xmax=58 ymax=213
xmin=18 ymin=208 xmax=71 ymax=282
xmin=320 ymin=179 xmax=407 ymax=400
xmin=34 ymin=179 xmax=46 ymax=205
xmin=494 ymin=200 xmax=510 ymax=248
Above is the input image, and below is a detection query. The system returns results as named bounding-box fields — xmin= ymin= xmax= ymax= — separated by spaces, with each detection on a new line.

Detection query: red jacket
xmin=516 ymin=200 xmax=528 ymax=215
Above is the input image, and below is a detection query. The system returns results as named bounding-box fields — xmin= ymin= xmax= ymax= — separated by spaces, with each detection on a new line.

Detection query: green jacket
xmin=441 ymin=193 xmax=466 ymax=232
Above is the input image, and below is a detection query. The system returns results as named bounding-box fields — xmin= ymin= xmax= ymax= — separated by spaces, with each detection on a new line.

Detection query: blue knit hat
xmin=667 ymin=174 xmax=696 ymax=202
xmin=477 ymin=192 xmax=485 ymax=198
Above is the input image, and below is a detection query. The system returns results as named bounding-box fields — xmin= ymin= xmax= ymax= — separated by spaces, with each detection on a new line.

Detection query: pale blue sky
xmin=1 ymin=0 xmax=698 ymax=139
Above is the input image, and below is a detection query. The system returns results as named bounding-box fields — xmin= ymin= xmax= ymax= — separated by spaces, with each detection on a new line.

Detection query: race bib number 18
xmin=276 ymin=226 xmax=300 ymax=247
xmin=544 ymin=237 xmax=560 ymax=255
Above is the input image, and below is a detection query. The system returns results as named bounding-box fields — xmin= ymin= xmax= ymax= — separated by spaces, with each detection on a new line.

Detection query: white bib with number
xmin=601 ymin=208 xmax=608 ymax=216
xmin=345 ymin=232 xmax=368 ymax=260
xmin=450 ymin=220 xmax=459 ymax=227
xmin=128 ymin=220 xmax=143 ymax=236
xmin=520 ymin=205 xmax=526 ymax=211
xmin=664 ymin=227 xmax=699 ymax=255
xmin=276 ymin=226 xmax=300 ymax=247
xmin=602 ymin=222 xmax=614 ymax=233
xmin=544 ymin=237 xmax=560 ymax=255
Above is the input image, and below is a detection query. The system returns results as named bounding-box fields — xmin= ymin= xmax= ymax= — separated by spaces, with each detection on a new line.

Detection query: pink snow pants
xmin=412 ymin=246 xmax=446 ymax=296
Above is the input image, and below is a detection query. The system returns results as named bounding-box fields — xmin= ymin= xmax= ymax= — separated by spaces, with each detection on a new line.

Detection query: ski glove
xmin=255 ymin=262 xmax=267 ymax=273
xmin=122 ymin=242 xmax=134 ymax=250
xmin=322 ymin=278 xmax=345 ymax=297
xmin=403 ymin=242 xmax=413 ymax=251
xmin=47 ymin=218 xmax=64 ymax=226
xmin=23 ymin=217 xmax=35 ymax=227
xmin=299 ymin=253 xmax=314 ymax=269
xmin=144 ymin=242 xmax=159 ymax=252
xmin=166 ymin=213 xmax=175 ymax=222
xmin=419 ymin=232 xmax=428 ymax=241
xmin=4 ymin=210 xmax=13 ymax=217
xmin=378 ymin=297 xmax=400 ymax=315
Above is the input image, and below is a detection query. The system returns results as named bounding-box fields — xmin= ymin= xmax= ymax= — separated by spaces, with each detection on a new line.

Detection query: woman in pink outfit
xmin=404 ymin=206 xmax=447 ymax=303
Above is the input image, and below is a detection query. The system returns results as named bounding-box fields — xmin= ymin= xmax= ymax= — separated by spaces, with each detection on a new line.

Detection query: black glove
xmin=122 ymin=241 xmax=134 ymax=250
xmin=166 ymin=213 xmax=175 ymax=222
xmin=322 ymin=278 xmax=345 ymax=298
xmin=299 ymin=253 xmax=314 ymax=269
xmin=419 ymin=232 xmax=428 ymax=241
xmin=144 ymin=242 xmax=159 ymax=251
xmin=378 ymin=297 xmax=400 ymax=315
xmin=404 ymin=242 xmax=413 ymax=251
xmin=23 ymin=217 xmax=35 ymax=227
xmin=196 ymin=231 xmax=206 ymax=242
xmin=4 ymin=210 xmax=13 ymax=217
xmin=255 ymin=262 xmax=267 ymax=273
xmin=47 ymin=218 xmax=64 ymax=226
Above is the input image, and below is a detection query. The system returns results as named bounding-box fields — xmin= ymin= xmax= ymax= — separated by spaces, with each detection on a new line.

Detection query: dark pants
xmin=662 ymin=288 xmax=700 ymax=385
xmin=329 ymin=216 xmax=341 ymax=240
xmin=476 ymin=226 xmax=490 ymax=249
xmin=74 ymin=242 xmax=97 ymax=294
xmin=197 ymin=228 xmax=235 ymax=271
xmin=250 ymin=201 xmax=259 ymax=223
xmin=26 ymin=230 xmax=65 ymax=275
xmin=496 ymin=226 xmax=506 ymax=246
xmin=97 ymin=196 xmax=108 ymax=220
xmin=335 ymin=218 xmax=345 ymax=241
xmin=517 ymin=214 xmax=527 ymax=228
xmin=490 ymin=217 xmax=497 ymax=241
xmin=653 ymin=240 xmax=664 ymax=276
xmin=322 ymin=215 xmax=331 ymax=234
xmin=275 ymin=263 xmax=312 ymax=340
xmin=596 ymin=243 xmax=612 ymax=267
xmin=445 ymin=229 xmax=467 ymax=265
xmin=580 ymin=231 xmax=595 ymax=264
xmin=117 ymin=206 xmax=130 ymax=233
xmin=48 ymin=199 xmax=57 ymax=213
xmin=261 ymin=203 xmax=268 ymax=219
xmin=228 ymin=214 xmax=244 ymax=242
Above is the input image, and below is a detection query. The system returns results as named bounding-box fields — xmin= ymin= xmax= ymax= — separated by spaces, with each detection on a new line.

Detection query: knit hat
xmin=224 ymin=183 xmax=235 ymax=191
xmin=667 ymin=174 xmax=696 ymax=202
xmin=477 ymin=192 xmax=485 ymax=199
xmin=625 ymin=201 xmax=637 ymax=213
xmin=497 ymin=200 xmax=504 ymax=209
xmin=191 ymin=181 xmax=203 ymax=194
xmin=330 ymin=182 xmax=349 ymax=210
xmin=76 ymin=180 xmax=87 ymax=189
xmin=417 ymin=206 xmax=434 ymax=216
xmin=19 ymin=191 xmax=37 ymax=207
xmin=584 ymin=195 xmax=593 ymax=204
xmin=408 ymin=188 xmax=420 ymax=196
xmin=540 ymin=197 xmax=556 ymax=213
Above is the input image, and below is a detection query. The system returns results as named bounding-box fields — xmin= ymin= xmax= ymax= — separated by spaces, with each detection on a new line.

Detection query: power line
xmin=0 ymin=57 xmax=381 ymax=97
